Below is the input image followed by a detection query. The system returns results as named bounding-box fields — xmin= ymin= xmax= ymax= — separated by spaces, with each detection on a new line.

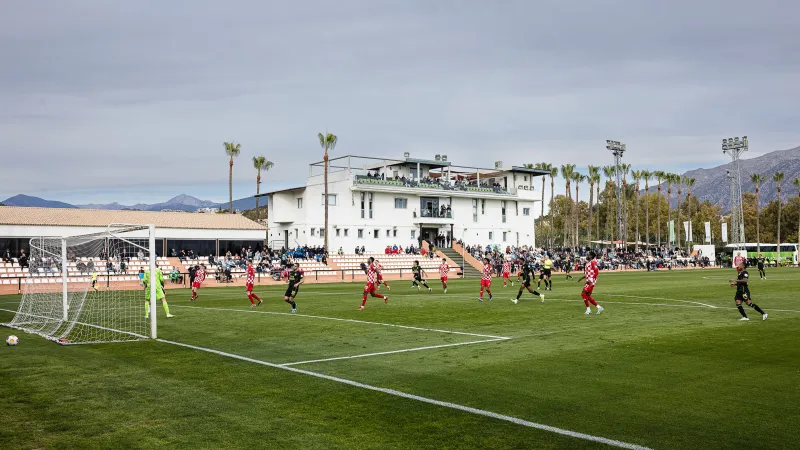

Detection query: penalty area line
xmin=173 ymin=304 xmax=510 ymax=339
xmin=157 ymin=338 xmax=652 ymax=450
xmin=279 ymin=337 xmax=509 ymax=366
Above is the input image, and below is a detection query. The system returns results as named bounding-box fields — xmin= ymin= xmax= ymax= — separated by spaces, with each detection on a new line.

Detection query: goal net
xmin=3 ymin=225 xmax=157 ymax=344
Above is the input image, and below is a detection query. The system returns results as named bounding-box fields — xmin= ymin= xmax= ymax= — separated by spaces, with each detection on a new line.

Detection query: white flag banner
xmin=683 ymin=221 xmax=690 ymax=241
xmin=704 ymin=222 xmax=711 ymax=243
xmin=721 ymin=223 xmax=728 ymax=243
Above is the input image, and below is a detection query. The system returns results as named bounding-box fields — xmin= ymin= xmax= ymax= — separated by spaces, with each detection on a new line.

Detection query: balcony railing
xmin=354 ymin=175 xmax=510 ymax=195
xmin=420 ymin=209 xmax=453 ymax=219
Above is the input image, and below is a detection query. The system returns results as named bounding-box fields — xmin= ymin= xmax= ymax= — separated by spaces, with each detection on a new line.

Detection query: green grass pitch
xmin=1 ymin=268 xmax=799 ymax=449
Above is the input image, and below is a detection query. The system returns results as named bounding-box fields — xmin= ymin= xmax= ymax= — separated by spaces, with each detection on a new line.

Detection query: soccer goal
xmin=3 ymin=224 xmax=160 ymax=344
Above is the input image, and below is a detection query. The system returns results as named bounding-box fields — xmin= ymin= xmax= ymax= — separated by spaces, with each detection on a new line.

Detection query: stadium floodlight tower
xmin=722 ymin=136 xmax=747 ymax=246
xmin=606 ymin=140 xmax=627 ymax=247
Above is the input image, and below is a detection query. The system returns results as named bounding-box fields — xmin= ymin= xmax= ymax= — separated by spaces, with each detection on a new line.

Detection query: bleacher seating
xmin=330 ymin=253 xmax=456 ymax=275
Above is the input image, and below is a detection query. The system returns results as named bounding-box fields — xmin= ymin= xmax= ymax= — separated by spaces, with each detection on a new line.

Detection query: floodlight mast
xmin=722 ymin=136 xmax=747 ymax=247
xmin=606 ymin=140 xmax=627 ymax=247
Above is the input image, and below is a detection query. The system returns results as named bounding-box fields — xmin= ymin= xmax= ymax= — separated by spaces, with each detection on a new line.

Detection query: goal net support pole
xmin=61 ymin=238 xmax=69 ymax=322
xmin=149 ymin=224 xmax=157 ymax=339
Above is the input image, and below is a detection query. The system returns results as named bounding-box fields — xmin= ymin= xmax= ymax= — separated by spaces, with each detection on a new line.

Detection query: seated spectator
xmin=385 ymin=246 xmax=391 ymax=254
xmin=120 ymin=261 xmax=127 ymax=274
xmin=138 ymin=268 xmax=145 ymax=285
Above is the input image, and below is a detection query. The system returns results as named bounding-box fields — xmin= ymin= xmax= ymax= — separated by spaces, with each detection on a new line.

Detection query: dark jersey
xmin=521 ymin=263 xmax=534 ymax=281
xmin=736 ymin=270 xmax=750 ymax=298
xmin=757 ymin=257 xmax=765 ymax=268
xmin=412 ymin=264 xmax=422 ymax=277
xmin=287 ymin=269 xmax=304 ymax=286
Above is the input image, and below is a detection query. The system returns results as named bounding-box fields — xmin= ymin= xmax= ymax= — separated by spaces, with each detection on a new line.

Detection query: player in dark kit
xmin=564 ymin=255 xmax=574 ymax=280
xmin=283 ymin=263 xmax=304 ymax=313
xmin=729 ymin=263 xmax=767 ymax=321
xmin=410 ymin=260 xmax=432 ymax=292
xmin=512 ymin=259 xmax=544 ymax=304
xmin=756 ymin=253 xmax=767 ymax=280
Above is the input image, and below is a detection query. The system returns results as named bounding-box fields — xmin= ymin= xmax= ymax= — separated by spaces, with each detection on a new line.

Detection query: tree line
xmin=531 ymin=163 xmax=800 ymax=251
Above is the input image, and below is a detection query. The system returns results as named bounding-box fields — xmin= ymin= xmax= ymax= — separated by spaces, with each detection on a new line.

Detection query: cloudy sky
xmin=2 ymin=0 xmax=799 ymax=205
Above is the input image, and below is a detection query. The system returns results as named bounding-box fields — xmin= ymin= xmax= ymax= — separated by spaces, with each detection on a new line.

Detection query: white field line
xmin=157 ymin=338 xmax=652 ymax=450
xmin=280 ymin=337 xmax=509 ymax=367
xmin=603 ymin=294 xmax=718 ymax=308
xmin=529 ymin=298 xmax=800 ymax=314
xmin=173 ymin=304 xmax=510 ymax=339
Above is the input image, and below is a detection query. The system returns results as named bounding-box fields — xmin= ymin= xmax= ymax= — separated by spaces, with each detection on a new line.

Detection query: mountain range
xmin=1 ymin=194 xmax=260 ymax=212
xmin=645 ymin=145 xmax=800 ymax=209
xmin=3 ymin=146 xmax=798 ymax=213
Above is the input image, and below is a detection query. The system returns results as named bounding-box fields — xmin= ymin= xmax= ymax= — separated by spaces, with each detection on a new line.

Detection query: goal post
xmin=3 ymin=224 xmax=159 ymax=344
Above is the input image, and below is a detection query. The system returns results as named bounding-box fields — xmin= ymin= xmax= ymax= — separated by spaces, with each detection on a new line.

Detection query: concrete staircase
xmin=440 ymin=248 xmax=482 ymax=278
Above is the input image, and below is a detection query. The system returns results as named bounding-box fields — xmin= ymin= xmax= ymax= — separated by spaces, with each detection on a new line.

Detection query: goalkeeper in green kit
xmin=143 ymin=264 xmax=174 ymax=318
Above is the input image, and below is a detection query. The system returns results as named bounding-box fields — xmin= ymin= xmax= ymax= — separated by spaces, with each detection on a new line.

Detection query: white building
xmin=264 ymin=155 xmax=548 ymax=252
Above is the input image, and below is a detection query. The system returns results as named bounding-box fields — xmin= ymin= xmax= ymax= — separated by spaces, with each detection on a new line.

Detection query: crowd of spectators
xmin=358 ymin=173 xmax=510 ymax=194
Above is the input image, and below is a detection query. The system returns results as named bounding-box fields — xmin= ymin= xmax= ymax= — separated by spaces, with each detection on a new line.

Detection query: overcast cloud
xmin=1 ymin=0 xmax=799 ymax=204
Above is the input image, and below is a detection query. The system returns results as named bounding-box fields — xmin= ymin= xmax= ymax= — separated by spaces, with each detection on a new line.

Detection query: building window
xmin=523 ymin=208 xmax=530 ymax=216
xmin=336 ymin=229 xmax=341 ymax=237
xmin=321 ymin=194 xmax=337 ymax=206
xmin=524 ymin=175 xmax=528 ymax=182
xmin=310 ymin=227 xmax=316 ymax=236
xmin=489 ymin=231 xmax=494 ymax=240
xmin=374 ymin=229 xmax=379 ymax=239
xmin=515 ymin=201 xmax=519 ymax=216
xmin=501 ymin=201 xmax=507 ymax=223
xmin=297 ymin=198 xmax=303 ymax=209
xmin=503 ymin=231 xmax=507 ymax=241
xmin=481 ymin=199 xmax=485 ymax=215
xmin=393 ymin=229 xmax=397 ymax=238
xmin=472 ymin=199 xmax=478 ymax=223
xmin=319 ymin=229 xmax=325 ymax=238
xmin=294 ymin=228 xmax=298 ymax=239
xmin=358 ymin=229 xmax=364 ymax=239
xmin=386 ymin=229 xmax=391 ymax=237
xmin=368 ymin=193 xmax=373 ymax=219
xmin=360 ymin=193 xmax=365 ymax=219
xmin=411 ymin=230 xmax=416 ymax=239
xmin=344 ymin=229 xmax=349 ymax=237
xmin=394 ymin=198 xmax=407 ymax=209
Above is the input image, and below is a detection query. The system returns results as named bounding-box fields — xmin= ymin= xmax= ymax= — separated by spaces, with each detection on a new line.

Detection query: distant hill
xmin=2 ymin=193 xmax=261 ymax=212
xmin=646 ymin=146 xmax=800 ymax=210
xmin=2 ymin=194 xmax=77 ymax=209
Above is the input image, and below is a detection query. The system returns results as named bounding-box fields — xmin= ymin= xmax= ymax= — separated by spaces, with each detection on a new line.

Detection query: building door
xmin=284 ymin=230 xmax=289 ymax=249
xmin=516 ymin=232 xmax=519 ymax=246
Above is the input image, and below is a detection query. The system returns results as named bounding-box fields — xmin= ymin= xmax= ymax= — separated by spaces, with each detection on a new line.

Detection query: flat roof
xmin=257 ymin=186 xmax=306 ymax=197
xmin=0 ymin=206 xmax=266 ymax=230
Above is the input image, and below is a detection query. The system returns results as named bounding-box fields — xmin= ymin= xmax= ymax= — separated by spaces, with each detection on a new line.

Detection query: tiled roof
xmin=0 ymin=206 xmax=266 ymax=230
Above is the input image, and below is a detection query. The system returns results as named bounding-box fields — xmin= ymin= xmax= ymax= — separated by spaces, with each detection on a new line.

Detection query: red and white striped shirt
xmin=439 ymin=263 xmax=449 ymax=277
xmin=733 ymin=255 xmax=745 ymax=267
xmin=195 ymin=268 xmax=206 ymax=283
xmin=502 ymin=262 xmax=510 ymax=274
xmin=482 ymin=264 xmax=493 ymax=281
xmin=375 ymin=262 xmax=383 ymax=274
xmin=246 ymin=265 xmax=255 ymax=284
xmin=584 ymin=260 xmax=599 ymax=286
xmin=366 ymin=263 xmax=377 ymax=284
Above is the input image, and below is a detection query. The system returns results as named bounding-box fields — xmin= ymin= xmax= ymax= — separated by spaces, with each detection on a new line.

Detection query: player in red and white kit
xmin=359 ymin=257 xmax=388 ymax=310
xmin=191 ymin=264 xmax=206 ymax=301
xmin=374 ymin=259 xmax=390 ymax=291
xmin=501 ymin=260 xmax=511 ymax=287
xmin=577 ymin=252 xmax=604 ymax=315
xmin=245 ymin=260 xmax=262 ymax=307
xmin=733 ymin=252 xmax=745 ymax=268
xmin=439 ymin=258 xmax=450 ymax=293
xmin=479 ymin=257 xmax=493 ymax=302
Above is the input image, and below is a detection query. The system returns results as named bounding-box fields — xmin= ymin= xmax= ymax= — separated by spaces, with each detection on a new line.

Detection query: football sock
xmin=145 ymin=302 xmax=150 ymax=315
xmin=533 ymin=290 xmax=541 ymax=296
xmin=291 ymin=301 xmax=297 ymax=309
xmin=252 ymin=293 xmax=261 ymax=302
xmin=423 ymin=282 xmax=430 ymax=288
xmin=361 ymin=295 xmax=368 ymax=306
xmin=584 ymin=298 xmax=590 ymax=307
xmin=749 ymin=303 xmax=765 ymax=314
xmin=588 ymin=297 xmax=598 ymax=306
xmin=516 ymin=290 xmax=523 ymax=300
xmin=162 ymin=300 xmax=170 ymax=314
xmin=248 ymin=294 xmax=255 ymax=305
xmin=737 ymin=305 xmax=747 ymax=318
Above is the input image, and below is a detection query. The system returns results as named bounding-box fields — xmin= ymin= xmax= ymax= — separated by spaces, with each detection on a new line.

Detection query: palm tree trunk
xmin=607 ymin=184 xmax=614 ymax=243
xmin=550 ymin=179 xmax=555 ymax=248
xmin=324 ymin=149 xmax=330 ymax=252
xmin=596 ymin=184 xmax=600 ymax=245
xmin=645 ymin=182 xmax=650 ymax=246
xmin=755 ymin=188 xmax=760 ymax=254
xmin=588 ymin=183 xmax=594 ymax=248
xmin=635 ymin=190 xmax=640 ymax=251
xmin=676 ymin=191 xmax=682 ymax=249
xmin=574 ymin=185 xmax=580 ymax=247
xmin=255 ymin=172 xmax=261 ymax=223
xmin=229 ymin=159 xmax=234 ymax=213
xmin=541 ymin=176 xmax=545 ymax=224
xmin=657 ymin=186 xmax=662 ymax=247
xmin=563 ymin=184 xmax=569 ymax=247
xmin=777 ymin=188 xmax=782 ymax=265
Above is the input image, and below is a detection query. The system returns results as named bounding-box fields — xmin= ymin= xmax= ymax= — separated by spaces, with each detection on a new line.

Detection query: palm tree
xmin=318 ymin=132 xmax=338 ymax=252
xmin=685 ymin=177 xmax=696 ymax=245
xmin=666 ymin=174 xmax=678 ymax=246
xmin=793 ymin=178 xmax=800 ymax=261
xmin=603 ymin=165 xmax=616 ymax=243
xmin=675 ymin=175 xmax=684 ymax=249
xmin=252 ymin=156 xmax=274 ymax=224
xmin=640 ymin=170 xmax=652 ymax=246
xmin=532 ymin=163 xmax=552 ymax=228
xmin=631 ymin=170 xmax=642 ymax=250
xmin=548 ymin=166 xmax=559 ymax=248
xmin=654 ymin=171 xmax=666 ymax=246
xmin=587 ymin=165 xmax=600 ymax=247
xmin=773 ymin=171 xmax=785 ymax=265
xmin=750 ymin=173 xmax=766 ymax=253
xmin=223 ymin=141 xmax=241 ymax=213
xmin=572 ymin=172 xmax=585 ymax=247
xmin=619 ymin=163 xmax=631 ymax=243
xmin=560 ymin=164 xmax=576 ymax=247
